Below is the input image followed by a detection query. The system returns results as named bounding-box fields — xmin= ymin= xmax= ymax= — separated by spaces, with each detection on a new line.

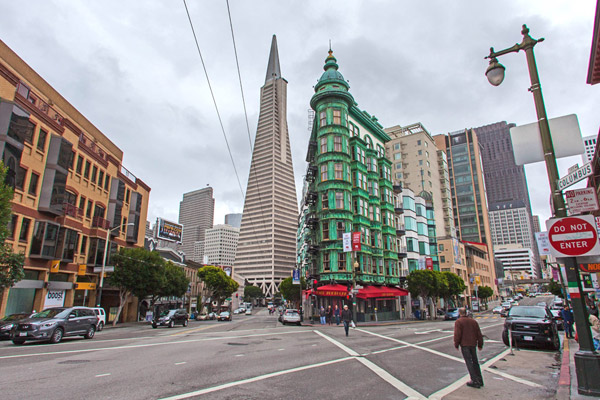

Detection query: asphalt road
xmin=0 ymin=296 xmax=558 ymax=400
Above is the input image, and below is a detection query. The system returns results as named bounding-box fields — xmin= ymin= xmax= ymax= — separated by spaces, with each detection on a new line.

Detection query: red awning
xmin=314 ymin=284 xmax=349 ymax=297
xmin=357 ymin=285 xmax=408 ymax=299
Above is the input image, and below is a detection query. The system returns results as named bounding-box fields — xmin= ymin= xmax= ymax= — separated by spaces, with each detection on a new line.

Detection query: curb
xmin=556 ymin=336 xmax=571 ymax=400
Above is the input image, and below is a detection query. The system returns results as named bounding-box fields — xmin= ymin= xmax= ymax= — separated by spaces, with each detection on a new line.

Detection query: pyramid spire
xmin=265 ymin=34 xmax=281 ymax=83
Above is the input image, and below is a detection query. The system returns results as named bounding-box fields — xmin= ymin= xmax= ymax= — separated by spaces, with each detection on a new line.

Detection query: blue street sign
xmin=292 ymin=269 xmax=300 ymax=285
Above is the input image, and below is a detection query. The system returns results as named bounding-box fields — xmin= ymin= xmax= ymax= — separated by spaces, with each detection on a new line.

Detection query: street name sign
xmin=557 ymin=162 xmax=593 ymax=191
xmin=565 ymin=187 xmax=599 ymax=214
xmin=546 ymin=215 xmax=600 ymax=257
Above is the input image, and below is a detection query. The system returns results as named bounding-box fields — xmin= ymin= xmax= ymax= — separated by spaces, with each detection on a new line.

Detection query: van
xmin=91 ymin=307 xmax=106 ymax=331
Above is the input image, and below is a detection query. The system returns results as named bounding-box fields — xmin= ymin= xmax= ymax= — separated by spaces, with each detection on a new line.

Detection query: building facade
xmin=224 ymin=213 xmax=242 ymax=228
xmin=178 ymin=187 xmax=214 ymax=262
xmin=300 ymin=49 xmax=407 ymax=322
xmin=583 ymin=134 xmax=597 ymax=164
xmin=0 ymin=40 xmax=150 ymax=320
xmin=233 ymin=36 xmax=298 ymax=297
xmin=204 ymin=224 xmax=239 ymax=267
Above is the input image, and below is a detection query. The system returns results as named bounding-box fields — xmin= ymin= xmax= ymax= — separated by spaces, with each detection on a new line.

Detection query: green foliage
xmin=477 ymin=285 xmax=494 ymax=301
xmin=547 ymin=279 xmax=563 ymax=297
xmin=407 ymin=270 xmax=439 ymax=299
xmin=161 ymin=262 xmax=190 ymax=298
xmin=244 ymin=285 xmax=264 ymax=301
xmin=0 ymin=162 xmax=24 ymax=290
xmin=109 ymin=247 xmax=167 ymax=299
xmin=198 ymin=265 xmax=239 ymax=306
xmin=439 ymin=271 xmax=466 ymax=308
xmin=279 ymin=277 xmax=306 ymax=303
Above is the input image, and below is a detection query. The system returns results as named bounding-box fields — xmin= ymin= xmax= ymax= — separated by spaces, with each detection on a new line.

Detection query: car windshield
xmin=2 ymin=313 xmax=29 ymax=321
xmin=221 ymin=311 xmax=229 ymax=315
xmin=160 ymin=310 xmax=176 ymax=317
xmin=509 ymin=306 xmax=547 ymax=319
xmin=31 ymin=308 xmax=69 ymax=319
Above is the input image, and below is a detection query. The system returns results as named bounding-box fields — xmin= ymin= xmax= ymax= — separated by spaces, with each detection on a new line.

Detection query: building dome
xmin=314 ymin=50 xmax=350 ymax=92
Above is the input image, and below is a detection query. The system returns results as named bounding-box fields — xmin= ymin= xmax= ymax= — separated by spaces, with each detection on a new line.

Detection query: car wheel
xmin=97 ymin=321 xmax=104 ymax=332
xmin=12 ymin=339 xmax=25 ymax=345
xmin=84 ymin=325 xmax=96 ymax=339
xmin=502 ymin=330 xmax=510 ymax=346
xmin=183 ymin=319 xmax=188 ymax=327
xmin=152 ymin=323 xmax=157 ymax=329
xmin=550 ymin=333 xmax=560 ymax=350
xmin=168 ymin=320 xmax=174 ymax=328
xmin=50 ymin=328 xmax=64 ymax=344
xmin=297 ymin=322 xmax=301 ymax=326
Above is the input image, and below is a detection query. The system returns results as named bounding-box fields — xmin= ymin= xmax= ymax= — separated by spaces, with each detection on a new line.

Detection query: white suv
xmin=91 ymin=307 xmax=106 ymax=331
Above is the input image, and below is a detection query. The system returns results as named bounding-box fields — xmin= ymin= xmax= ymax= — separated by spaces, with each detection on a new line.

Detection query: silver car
xmin=281 ymin=309 xmax=301 ymax=325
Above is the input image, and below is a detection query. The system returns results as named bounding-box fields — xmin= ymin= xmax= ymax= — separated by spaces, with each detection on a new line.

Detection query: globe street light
xmin=96 ymin=223 xmax=135 ymax=307
xmin=486 ymin=25 xmax=600 ymax=395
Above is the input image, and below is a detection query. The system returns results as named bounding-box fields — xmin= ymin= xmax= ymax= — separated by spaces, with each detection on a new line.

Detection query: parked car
xmin=281 ymin=309 xmax=301 ymax=325
xmin=0 ymin=313 xmax=32 ymax=340
xmin=152 ymin=309 xmax=189 ymax=328
xmin=91 ymin=307 xmax=106 ymax=331
xmin=536 ymin=302 xmax=549 ymax=308
xmin=502 ymin=305 xmax=560 ymax=350
xmin=492 ymin=306 xmax=503 ymax=314
xmin=196 ymin=313 xmax=210 ymax=320
xmin=444 ymin=308 xmax=459 ymax=320
xmin=233 ymin=308 xmax=245 ymax=315
xmin=549 ymin=306 xmax=564 ymax=330
xmin=218 ymin=311 xmax=232 ymax=321
xmin=11 ymin=307 xmax=98 ymax=345
xmin=245 ymin=307 xmax=252 ymax=315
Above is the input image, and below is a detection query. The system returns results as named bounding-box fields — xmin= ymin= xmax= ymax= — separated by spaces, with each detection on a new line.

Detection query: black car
xmin=152 ymin=309 xmax=189 ymax=328
xmin=11 ymin=307 xmax=98 ymax=345
xmin=502 ymin=305 xmax=560 ymax=350
xmin=0 ymin=313 xmax=32 ymax=340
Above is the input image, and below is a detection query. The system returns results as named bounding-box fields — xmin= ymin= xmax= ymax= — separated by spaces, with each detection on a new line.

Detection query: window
xmin=17 ymin=218 xmax=29 ymax=243
xmin=394 ymin=153 xmax=402 ymax=160
xmin=91 ymin=165 xmax=98 ymax=183
xmin=334 ymin=163 xmax=343 ymax=179
xmin=395 ymin=162 xmax=402 ymax=169
xmin=76 ymin=156 xmax=83 ymax=174
xmin=320 ymin=137 xmax=327 ymax=153
xmin=336 ymin=221 xmax=344 ymax=238
xmin=322 ymin=252 xmax=330 ymax=271
xmin=335 ymin=192 xmax=344 ymax=209
xmin=104 ymin=174 xmax=111 ymax=190
xmin=79 ymin=235 xmax=87 ymax=254
xmin=334 ymin=136 xmax=342 ymax=152
xmin=332 ymin=109 xmax=341 ymax=124
xmin=319 ymin=111 xmax=326 ymax=127
xmin=418 ymin=150 xmax=422 ymax=155
xmin=79 ymin=196 xmax=86 ymax=211
xmin=440 ymin=256 xmax=446 ymax=263
xmin=322 ymin=192 xmax=328 ymax=209
xmin=321 ymin=165 xmax=328 ymax=181
xmin=419 ymin=160 xmax=423 ymax=166
xmin=417 ymin=140 xmax=421 ymax=145
xmin=28 ymin=172 xmax=39 ymax=195
xmin=98 ymin=170 xmax=104 ymax=186
xmin=338 ymin=252 xmax=346 ymax=269
xmin=86 ymin=199 xmax=93 ymax=218
xmin=83 ymin=161 xmax=91 ymax=179
xmin=322 ymin=222 xmax=329 ymax=240
xmin=15 ymin=166 xmax=27 ymax=191
xmin=37 ymin=128 xmax=48 ymax=151
xmin=8 ymin=214 xmax=17 ymax=239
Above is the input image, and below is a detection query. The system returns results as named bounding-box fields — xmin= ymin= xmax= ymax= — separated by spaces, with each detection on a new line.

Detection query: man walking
xmin=319 ymin=306 xmax=326 ymax=325
xmin=454 ymin=307 xmax=484 ymax=388
xmin=341 ymin=305 xmax=352 ymax=336
xmin=560 ymin=305 xmax=574 ymax=339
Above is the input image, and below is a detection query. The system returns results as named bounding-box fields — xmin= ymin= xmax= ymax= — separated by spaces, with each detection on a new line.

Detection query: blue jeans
xmin=320 ymin=316 xmax=326 ymax=324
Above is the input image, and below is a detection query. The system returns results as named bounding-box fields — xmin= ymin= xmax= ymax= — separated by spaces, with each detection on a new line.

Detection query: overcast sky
xmin=1 ymin=1 xmax=598 ymax=230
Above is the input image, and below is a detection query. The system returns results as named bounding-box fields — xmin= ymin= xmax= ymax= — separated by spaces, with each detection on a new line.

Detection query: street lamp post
xmin=96 ymin=223 xmax=135 ymax=308
xmin=486 ymin=25 xmax=600 ymax=395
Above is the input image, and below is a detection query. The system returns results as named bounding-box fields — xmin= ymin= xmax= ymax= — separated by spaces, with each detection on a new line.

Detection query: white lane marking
xmin=0 ymin=330 xmax=305 ymax=360
xmin=234 ymin=354 xmax=244 ymax=357
xmin=158 ymin=356 xmax=353 ymax=400
xmin=415 ymin=329 xmax=442 ymax=335
xmin=175 ymin=362 xmax=186 ymax=365
xmin=314 ymin=330 xmax=426 ymax=400
xmin=485 ymin=368 xmax=544 ymax=388
xmin=277 ymin=348 xmax=285 ymax=351
xmin=95 ymin=373 xmax=111 ymax=377
xmin=356 ymin=328 xmax=464 ymax=363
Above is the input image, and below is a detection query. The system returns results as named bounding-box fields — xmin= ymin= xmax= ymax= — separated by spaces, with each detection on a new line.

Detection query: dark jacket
xmin=454 ymin=315 xmax=483 ymax=349
xmin=319 ymin=308 xmax=326 ymax=317
xmin=341 ymin=308 xmax=352 ymax=322
xmin=560 ymin=308 xmax=574 ymax=323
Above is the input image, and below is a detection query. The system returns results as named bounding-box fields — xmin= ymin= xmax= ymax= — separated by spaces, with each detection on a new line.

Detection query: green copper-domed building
xmin=298 ymin=50 xmax=408 ymax=322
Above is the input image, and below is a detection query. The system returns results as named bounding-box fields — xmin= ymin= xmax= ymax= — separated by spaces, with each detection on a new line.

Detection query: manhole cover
xmin=58 ymin=360 xmax=90 ymax=365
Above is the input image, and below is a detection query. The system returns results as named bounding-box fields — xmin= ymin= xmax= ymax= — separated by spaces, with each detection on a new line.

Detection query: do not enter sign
xmin=546 ymin=215 xmax=600 ymax=257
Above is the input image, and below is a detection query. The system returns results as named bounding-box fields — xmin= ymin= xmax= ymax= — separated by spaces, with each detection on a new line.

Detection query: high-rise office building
xmin=233 ymin=36 xmax=298 ymax=297
xmin=178 ymin=187 xmax=214 ymax=262
xmin=488 ymin=201 xmax=534 ymax=248
xmin=224 ymin=213 xmax=242 ymax=228
xmin=582 ymin=134 xmax=597 ymax=164
xmin=532 ymin=215 xmax=541 ymax=233
xmin=204 ymin=224 xmax=240 ymax=267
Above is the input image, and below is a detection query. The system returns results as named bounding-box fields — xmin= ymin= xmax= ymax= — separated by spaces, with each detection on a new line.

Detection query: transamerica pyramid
xmin=233 ymin=35 xmax=298 ymax=297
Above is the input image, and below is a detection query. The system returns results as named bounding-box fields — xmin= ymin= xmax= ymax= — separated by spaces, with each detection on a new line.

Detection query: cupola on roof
xmin=314 ymin=49 xmax=350 ymax=92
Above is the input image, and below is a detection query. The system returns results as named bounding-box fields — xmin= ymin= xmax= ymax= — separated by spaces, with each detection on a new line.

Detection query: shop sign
xmin=78 ymin=264 xmax=87 ymax=276
xmin=579 ymin=263 xmax=600 ymax=273
xmin=44 ymin=290 xmax=65 ymax=308
xmin=75 ymin=282 xmax=96 ymax=290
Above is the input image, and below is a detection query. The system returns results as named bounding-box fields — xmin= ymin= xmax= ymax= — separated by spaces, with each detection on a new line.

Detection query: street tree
xmin=279 ymin=277 xmax=306 ymax=307
xmin=0 ymin=162 xmax=24 ymax=293
xmin=244 ymin=285 xmax=263 ymax=302
xmin=478 ymin=285 xmax=494 ymax=308
xmin=407 ymin=270 xmax=443 ymax=319
xmin=547 ymin=279 xmax=562 ymax=297
xmin=160 ymin=262 xmax=190 ymax=299
xmin=440 ymin=271 xmax=466 ymax=309
xmin=198 ymin=265 xmax=238 ymax=311
xmin=108 ymin=247 xmax=167 ymax=326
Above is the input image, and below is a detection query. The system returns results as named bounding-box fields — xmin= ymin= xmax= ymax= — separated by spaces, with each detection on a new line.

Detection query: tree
xmin=440 ymin=271 xmax=466 ymax=309
xmin=108 ymin=247 xmax=167 ymax=326
xmin=0 ymin=162 xmax=24 ymax=293
xmin=198 ymin=266 xmax=238 ymax=311
xmin=547 ymin=279 xmax=563 ymax=297
xmin=477 ymin=285 xmax=494 ymax=306
xmin=279 ymin=277 xmax=306 ymax=306
xmin=160 ymin=262 xmax=189 ymax=299
xmin=407 ymin=270 xmax=443 ymax=319
xmin=244 ymin=285 xmax=263 ymax=302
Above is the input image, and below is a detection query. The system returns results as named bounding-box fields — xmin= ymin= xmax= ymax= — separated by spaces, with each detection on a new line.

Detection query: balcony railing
xmin=92 ymin=216 xmax=111 ymax=229
xmin=63 ymin=203 xmax=84 ymax=219
xmin=17 ymin=82 xmax=64 ymax=126
xmin=79 ymin=133 xmax=107 ymax=162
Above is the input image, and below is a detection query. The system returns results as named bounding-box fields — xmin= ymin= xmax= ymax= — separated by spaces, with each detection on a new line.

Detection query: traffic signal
xmin=236 ymin=293 xmax=238 ymax=298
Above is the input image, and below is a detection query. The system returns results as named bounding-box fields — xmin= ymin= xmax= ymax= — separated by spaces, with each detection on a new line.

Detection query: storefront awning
xmin=314 ymin=284 xmax=349 ymax=297
xmin=357 ymin=285 xmax=409 ymax=299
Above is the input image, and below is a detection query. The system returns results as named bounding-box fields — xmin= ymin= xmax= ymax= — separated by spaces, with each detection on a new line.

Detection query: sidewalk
xmin=557 ymin=337 xmax=600 ymax=400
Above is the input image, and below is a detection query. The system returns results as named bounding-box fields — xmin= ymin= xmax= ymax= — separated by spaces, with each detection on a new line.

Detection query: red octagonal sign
xmin=546 ymin=215 xmax=600 ymax=257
